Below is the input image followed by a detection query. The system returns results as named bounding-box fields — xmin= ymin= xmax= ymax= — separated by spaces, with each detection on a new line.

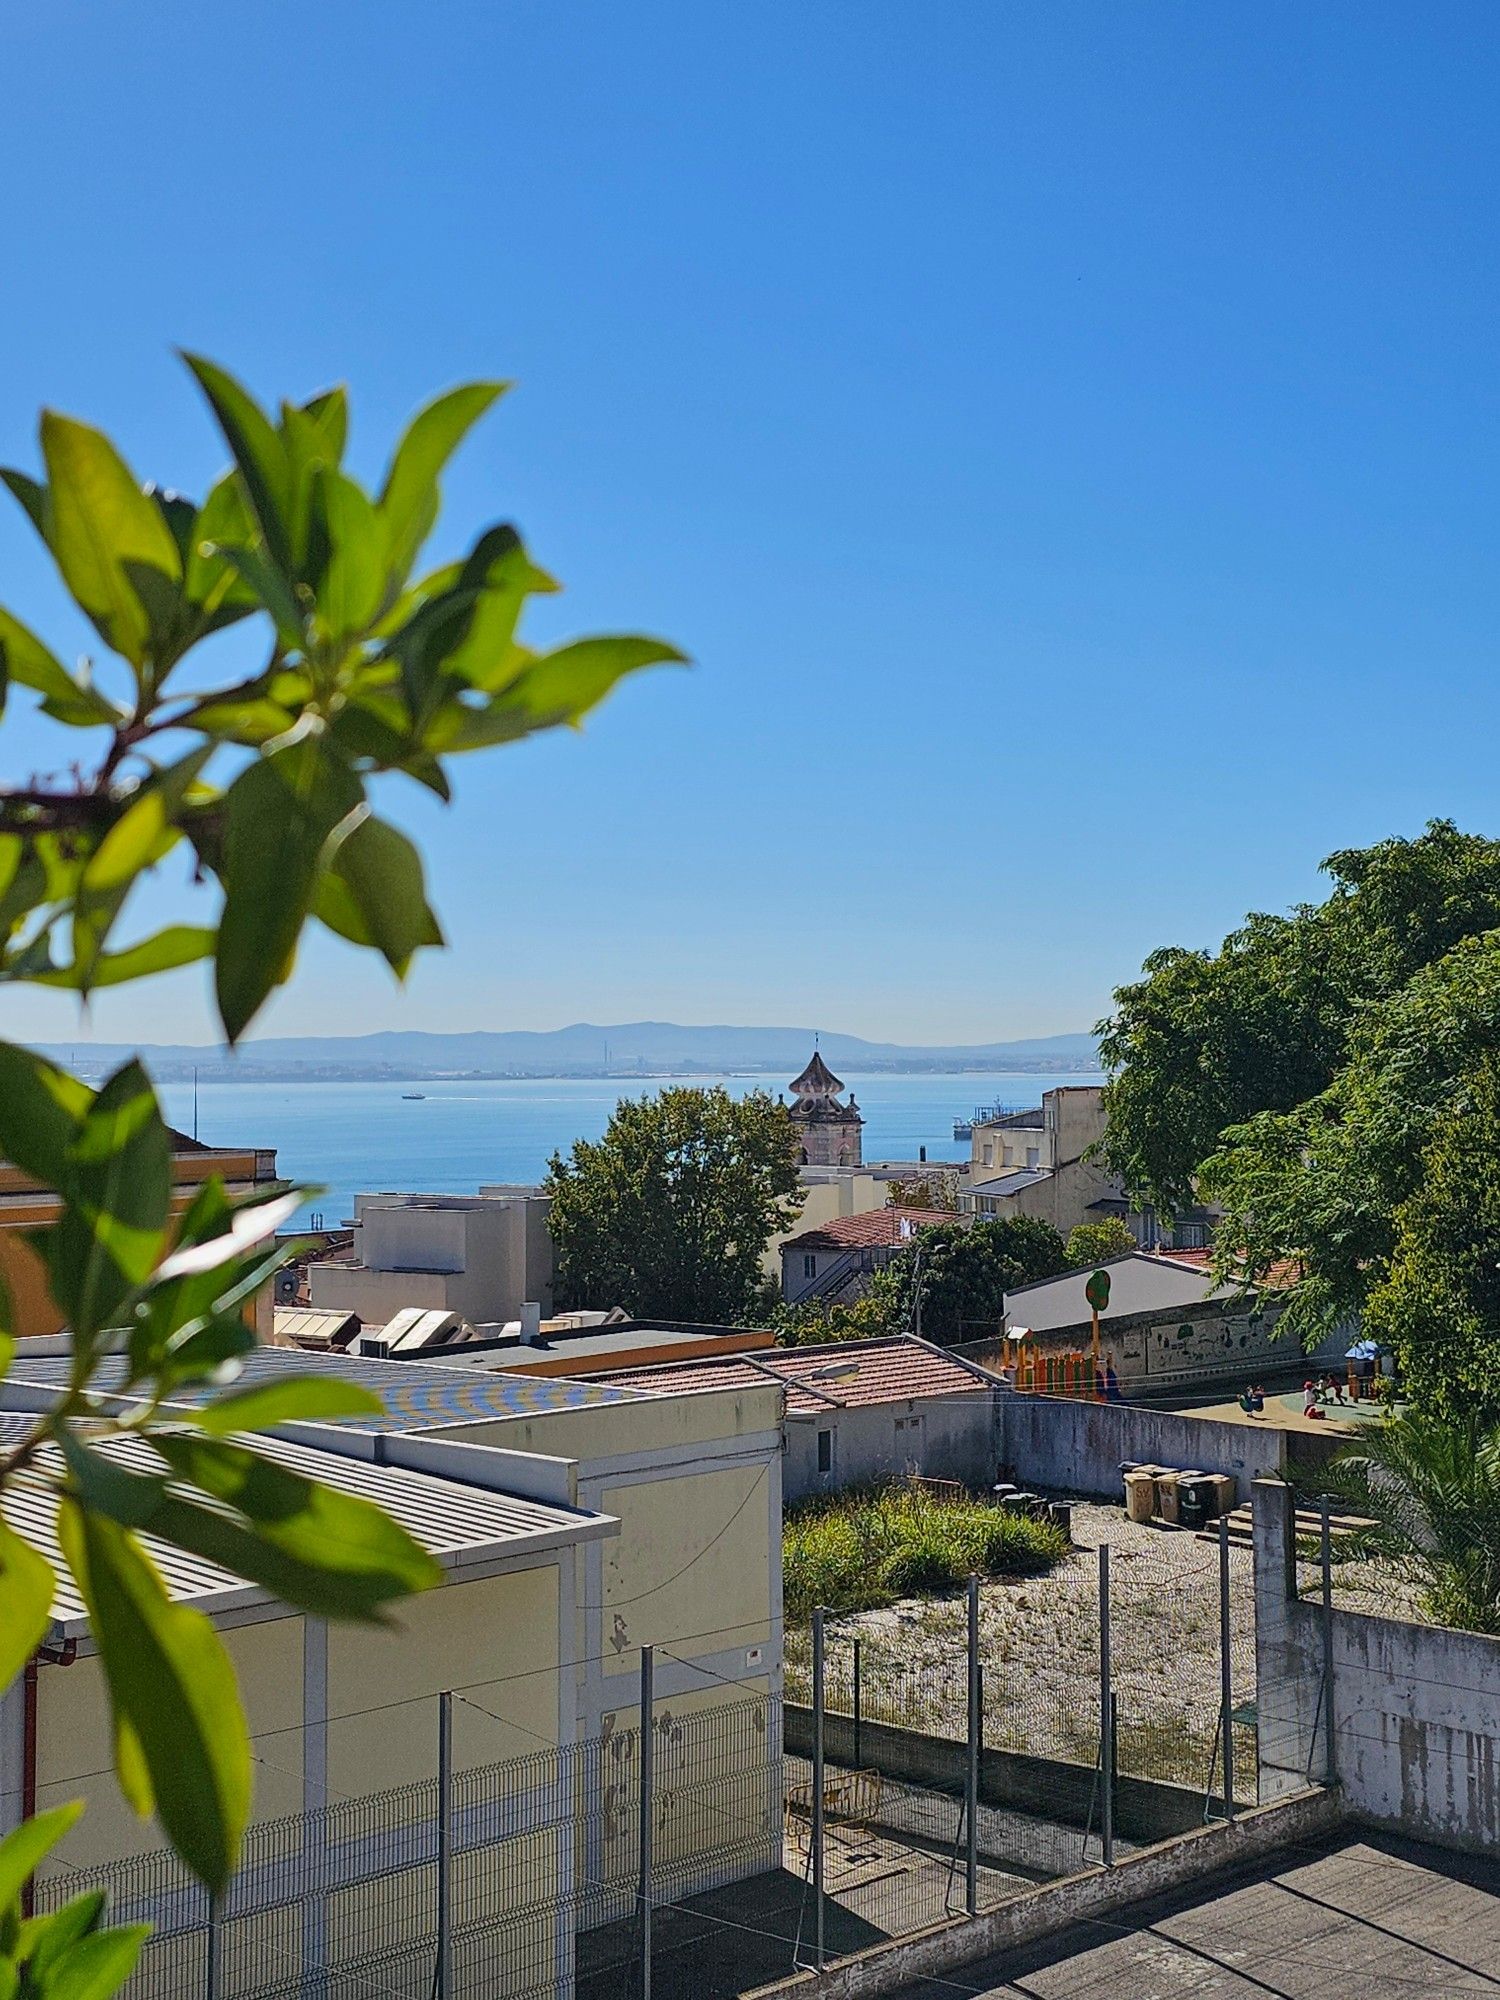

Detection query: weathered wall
xmin=784 ymin=1393 xmax=1001 ymax=1503
xmin=783 ymin=1705 xmax=1204 ymax=1842
xmin=1001 ymin=1394 xmax=1287 ymax=1501
xmin=1253 ymin=1478 xmax=1500 ymax=1850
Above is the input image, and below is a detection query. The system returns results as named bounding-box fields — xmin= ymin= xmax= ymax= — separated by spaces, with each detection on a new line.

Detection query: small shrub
xmin=782 ymin=1480 xmax=1068 ymax=1620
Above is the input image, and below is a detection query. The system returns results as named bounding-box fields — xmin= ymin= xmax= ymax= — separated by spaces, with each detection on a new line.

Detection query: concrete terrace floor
xmin=886 ymin=1830 xmax=1500 ymax=1999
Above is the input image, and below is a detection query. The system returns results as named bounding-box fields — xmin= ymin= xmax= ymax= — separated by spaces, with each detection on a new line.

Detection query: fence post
xmin=437 ymin=1690 xmax=452 ymax=2000
xmin=1099 ymin=1543 xmax=1114 ymax=1866
xmin=1219 ymin=1516 xmax=1235 ymax=1819
xmin=812 ymin=1608 xmax=826 ymax=1971
xmin=966 ymin=1574 xmax=980 ymax=1915
xmin=1319 ymin=1498 xmax=1337 ymax=1784
xmin=639 ymin=1644 xmax=655 ymax=2000
xmin=205 ymin=1894 xmax=222 ymax=2000
xmin=852 ymin=1637 xmax=862 ymax=1769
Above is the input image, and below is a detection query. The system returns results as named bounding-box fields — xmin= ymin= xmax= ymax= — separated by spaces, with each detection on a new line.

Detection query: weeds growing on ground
xmin=782 ymin=1481 xmax=1067 ymax=1619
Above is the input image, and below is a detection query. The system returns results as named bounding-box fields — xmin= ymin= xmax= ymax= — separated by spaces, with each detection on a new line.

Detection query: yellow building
xmin=0 ymin=1350 xmax=786 ymax=1996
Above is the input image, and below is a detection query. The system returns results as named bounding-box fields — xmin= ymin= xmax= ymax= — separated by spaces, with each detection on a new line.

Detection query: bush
xmin=782 ymin=1481 xmax=1068 ymax=1620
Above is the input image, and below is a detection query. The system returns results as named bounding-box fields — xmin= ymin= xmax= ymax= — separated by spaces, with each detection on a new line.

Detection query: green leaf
xmin=180 ymin=356 xmax=293 ymax=578
xmin=0 ymin=467 xmax=48 ymax=540
xmin=312 ymin=467 xmax=386 ymax=640
xmin=57 ymin=1501 xmax=250 ymax=1896
xmin=0 ymin=609 xmax=118 ymax=727
xmin=378 ymin=382 xmax=508 ymax=581
xmin=80 ymin=748 xmax=213 ymax=896
xmin=46 ymin=1061 xmax=171 ymax=1344
xmin=39 ymin=414 xmax=181 ymax=673
xmin=16 ymin=1888 xmax=107 ymax=1973
xmin=0 ymin=1513 xmax=54 ymax=1692
xmin=0 ymin=1044 xmax=92 ymax=1185
xmin=214 ymin=747 xmax=363 ymax=1042
xmin=209 ymin=543 xmax=304 ymax=652
xmin=30 ymin=1922 xmax=150 ymax=1999
xmin=437 ymin=634 xmax=686 ymax=751
xmin=188 ymin=1376 xmax=381 ymax=1434
xmin=30 ymin=927 xmax=216 ymax=992
xmin=321 ymin=814 xmax=442 ymax=973
xmin=149 ymin=1433 xmax=443 ymax=1612
xmin=0 ymin=1806 xmax=82 ymax=1912
xmin=182 ymin=473 xmax=260 ymax=619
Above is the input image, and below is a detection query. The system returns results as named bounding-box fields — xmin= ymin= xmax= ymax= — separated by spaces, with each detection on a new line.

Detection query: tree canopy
xmin=545 ymin=1086 xmax=804 ymax=1323
xmin=1099 ymin=822 xmax=1500 ymax=1211
xmin=1064 ymin=1218 xmax=1137 ymax=1268
xmin=879 ymin=1215 xmax=1066 ymax=1346
xmin=1100 ymin=823 xmax=1500 ymax=1411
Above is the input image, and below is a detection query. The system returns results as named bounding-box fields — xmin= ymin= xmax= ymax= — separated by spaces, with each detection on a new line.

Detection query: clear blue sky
xmin=3 ymin=0 xmax=1498 ymax=1049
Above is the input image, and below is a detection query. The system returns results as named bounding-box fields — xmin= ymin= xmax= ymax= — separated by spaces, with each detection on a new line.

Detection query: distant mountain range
xmin=40 ymin=1022 xmax=1102 ymax=1084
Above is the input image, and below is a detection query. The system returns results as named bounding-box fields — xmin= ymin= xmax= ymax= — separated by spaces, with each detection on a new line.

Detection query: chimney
xmin=519 ymin=1301 xmax=543 ymax=1345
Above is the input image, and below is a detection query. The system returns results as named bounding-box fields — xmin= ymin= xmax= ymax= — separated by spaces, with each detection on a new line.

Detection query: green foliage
xmin=0 ymin=356 xmax=682 ymax=1034
xmin=769 ymin=1279 xmax=904 ymax=1348
xmin=1325 ymin=1412 xmax=1500 ymax=1634
xmin=0 ymin=1806 xmax=149 ymax=1996
xmin=782 ymin=1483 xmax=1067 ymax=1621
xmin=1361 ymin=1053 xmax=1500 ymax=1423
xmin=1098 ymin=821 xmax=1500 ymax=1211
xmin=878 ymin=1216 xmax=1066 ymax=1346
xmin=545 ymin=1087 xmax=804 ymax=1323
xmin=0 ymin=359 xmax=675 ymax=1959
xmin=1204 ymin=930 xmax=1500 ymax=1366
xmin=1064 ymin=1218 xmax=1137 ymax=1268
xmin=882 ymin=1176 xmax=957 ymax=1212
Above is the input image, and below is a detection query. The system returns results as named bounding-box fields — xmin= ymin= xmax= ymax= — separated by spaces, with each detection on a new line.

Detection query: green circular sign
xmin=1085 ymin=1269 xmax=1112 ymax=1312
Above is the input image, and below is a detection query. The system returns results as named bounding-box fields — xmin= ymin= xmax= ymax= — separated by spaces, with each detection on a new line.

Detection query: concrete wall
xmin=1000 ymin=1393 xmax=1287 ymax=1502
xmin=1253 ymin=1477 xmax=1500 ymax=1851
xmin=312 ymin=1191 xmax=554 ymax=1323
xmin=785 ymin=1392 xmax=1001 ymax=1504
xmin=784 ymin=1705 xmax=1205 ymax=1843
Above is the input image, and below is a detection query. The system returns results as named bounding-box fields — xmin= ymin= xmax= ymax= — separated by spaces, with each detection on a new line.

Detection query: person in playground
xmin=1303 ymin=1379 xmax=1327 ymax=1419
xmin=1103 ymin=1354 xmax=1124 ymax=1403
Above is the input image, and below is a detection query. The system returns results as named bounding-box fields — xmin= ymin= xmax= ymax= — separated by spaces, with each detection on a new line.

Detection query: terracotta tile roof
xmin=1157 ymin=1246 xmax=1304 ymax=1289
xmin=586 ymin=1335 xmax=994 ymax=1414
xmin=782 ymin=1207 xmax=956 ymax=1253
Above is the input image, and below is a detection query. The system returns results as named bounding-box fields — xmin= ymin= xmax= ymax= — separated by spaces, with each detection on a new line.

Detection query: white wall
xmin=785 ymin=1392 xmax=1000 ymax=1502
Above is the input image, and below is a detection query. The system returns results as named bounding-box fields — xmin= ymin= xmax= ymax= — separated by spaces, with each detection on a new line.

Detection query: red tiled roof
xmin=782 ymin=1207 xmax=955 ymax=1253
xmin=587 ymin=1335 xmax=993 ymax=1414
xmin=1158 ymin=1246 xmax=1303 ymax=1290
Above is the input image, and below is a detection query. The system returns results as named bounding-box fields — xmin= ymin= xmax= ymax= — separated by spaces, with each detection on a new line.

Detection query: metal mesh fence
xmin=36 ymin=1691 xmax=782 ymax=2000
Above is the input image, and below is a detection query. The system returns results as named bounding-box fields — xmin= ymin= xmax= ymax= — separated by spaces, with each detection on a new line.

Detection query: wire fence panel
xmin=34 ymin=1692 xmax=781 ymax=2000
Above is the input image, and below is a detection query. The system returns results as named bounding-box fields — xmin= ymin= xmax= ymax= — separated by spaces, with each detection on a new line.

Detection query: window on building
xmin=803 ymin=1253 xmax=817 ymax=1279
xmin=1026 ymin=1146 xmax=1040 ymax=1169
xmin=981 ymin=1143 xmax=994 ymax=1167
xmin=1001 ymin=1145 xmax=1014 ymax=1166
xmin=1174 ymin=1223 xmax=1208 ymax=1249
xmin=816 ymin=1429 xmax=833 ymax=1474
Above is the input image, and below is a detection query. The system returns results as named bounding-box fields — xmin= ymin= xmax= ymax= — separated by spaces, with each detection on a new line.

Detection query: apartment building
xmin=309 ymin=1186 xmax=554 ymax=1326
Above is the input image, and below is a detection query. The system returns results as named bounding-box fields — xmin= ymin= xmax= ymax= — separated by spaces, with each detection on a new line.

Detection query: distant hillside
xmin=40 ymin=1022 xmax=1102 ymax=1082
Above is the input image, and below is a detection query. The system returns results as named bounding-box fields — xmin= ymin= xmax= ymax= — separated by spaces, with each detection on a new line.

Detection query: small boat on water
xmin=402 ymin=1092 xmax=427 ymax=1100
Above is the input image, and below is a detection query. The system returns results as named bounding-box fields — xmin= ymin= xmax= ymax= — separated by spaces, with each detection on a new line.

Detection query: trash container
xmin=1178 ymin=1476 xmax=1211 ymax=1532
xmin=1047 ymin=1500 xmax=1073 ymax=1541
xmin=1124 ymin=1470 xmax=1155 ymax=1524
xmin=1156 ymin=1471 xmax=1182 ymax=1526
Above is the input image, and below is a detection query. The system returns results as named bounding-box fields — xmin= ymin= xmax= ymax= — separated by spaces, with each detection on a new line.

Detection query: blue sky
xmin=2 ymin=0 xmax=1498 ymax=1048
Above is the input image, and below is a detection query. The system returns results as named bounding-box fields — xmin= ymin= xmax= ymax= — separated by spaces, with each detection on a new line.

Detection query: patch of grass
xmin=782 ymin=1481 xmax=1067 ymax=1620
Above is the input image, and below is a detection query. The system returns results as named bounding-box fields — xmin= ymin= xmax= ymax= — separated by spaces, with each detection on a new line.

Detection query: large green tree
xmin=1204 ymin=929 xmax=1500 ymax=1357
xmin=1099 ymin=822 xmax=1500 ymax=1211
xmin=1363 ymin=1054 xmax=1500 ymax=1424
xmin=1064 ymin=1218 xmax=1137 ymax=1268
xmin=545 ymin=1087 xmax=804 ymax=1322
xmin=0 ymin=357 xmax=676 ymax=1976
xmin=880 ymin=1215 xmax=1066 ymax=1346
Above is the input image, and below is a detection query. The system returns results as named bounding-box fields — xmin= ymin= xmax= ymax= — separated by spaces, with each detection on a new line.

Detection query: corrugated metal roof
xmin=4 ymin=1349 xmax=641 ymax=1432
xmin=0 ymin=1424 xmax=615 ymax=1638
xmin=968 ymin=1168 xmax=1053 ymax=1197
xmin=589 ymin=1335 xmax=994 ymax=1415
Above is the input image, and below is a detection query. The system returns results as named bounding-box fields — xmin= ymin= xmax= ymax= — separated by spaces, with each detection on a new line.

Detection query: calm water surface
xmin=155 ymin=1071 xmax=1106 ymax=1228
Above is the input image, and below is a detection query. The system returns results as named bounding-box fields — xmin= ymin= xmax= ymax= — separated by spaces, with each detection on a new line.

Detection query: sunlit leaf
xmin=186 ymin=1375 xmax=380 ymax=1434
xmin=39 ymin=414 xmax=182 ymax=674
xmin=46 ymin=1061 xmax=170 ymax=1342
xmin=312 ymin=467 xmax=386 ymax=640
xmin=0 ymin=1513 xmax=54 ymax=1692
xmin=180 ymin=356 xmax=293 ymax=578
xmin=379 ymin=381 xmax=508 ymax=582
xmin=57 ymin=1501 xmax=249 ymax=1895
xmin=322 ymin=813 xmax=442 ymax=974
xmin=0 ymin=1805 xmax=82 ymax=1912
xmin=0 ymin=1044 xmax=92 ymax=1185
